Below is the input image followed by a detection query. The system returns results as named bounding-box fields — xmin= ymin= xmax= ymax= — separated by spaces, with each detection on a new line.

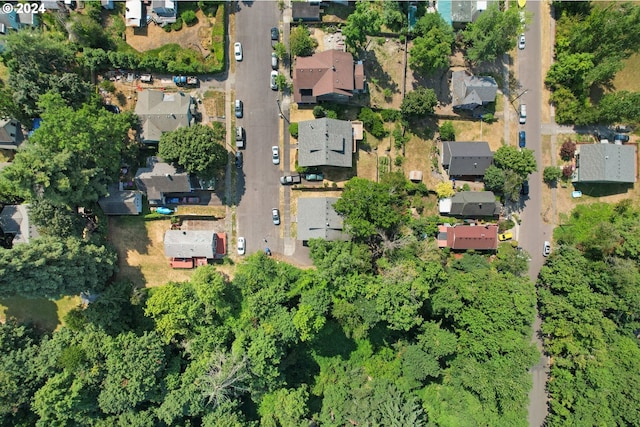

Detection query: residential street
xmin=518 ymin=2 xmax=552 ymax=426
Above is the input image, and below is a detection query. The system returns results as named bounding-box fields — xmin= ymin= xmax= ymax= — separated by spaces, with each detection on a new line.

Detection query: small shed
xmin=409 ymin=171 xmax=423 ymax=182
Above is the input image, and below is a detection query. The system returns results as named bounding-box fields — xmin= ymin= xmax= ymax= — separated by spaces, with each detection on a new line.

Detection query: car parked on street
xmin=236 ymin=126 xmax=245 ymax=149
xmin=271 ymin=52 xmax=278 ymax=70
xmin=235 ymin=99 xmax=243 ymax=118
xmin=519 ymin=104 xmax=527 ymax=124
xmin=271 ymin=27 xmax=279 ymax=41
xmin=280 ymin=175 xmax=302 ymax=185
xmin=272 ymin=208 xmax=280 ymax=225
xmin=521 ymin=180 xmax=530 ymax=196
xmin=271 ymin=146 xmax=280 ymax=165
xmin=519 ymin=131 xmax=526 ymax=148
xmin=543 ymin=241 xmax=551 ymax=257
xmin=270 ymin=70 xmax=278 ymax=90
xmin=237 ymin=237 xmax=245 ymax=255
xmin=518 ymin=34 xmax=526 ymax=50
xmin=235 ymin=151 xmax=243 ymax=168
xmin=234 ymin=42 xmax=243 ymax=61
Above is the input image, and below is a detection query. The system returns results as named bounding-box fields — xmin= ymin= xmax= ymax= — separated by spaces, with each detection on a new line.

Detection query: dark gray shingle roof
xmin=134 ymin=157 xmax=191 ymax=202
xmin=451 ymin=70 xmax=498 ymax=109
xmin=297 ymin=197 xmax=350 ymax=241
xmin=298 ymin=118 xmax=353 ymax=167
xmin=98 ymin=188 xmax=143 ymax=215
xmin=449 ymin=191 xmax=500 ymax=217
xmin=442 ymin=141 xmax=493 ymax=176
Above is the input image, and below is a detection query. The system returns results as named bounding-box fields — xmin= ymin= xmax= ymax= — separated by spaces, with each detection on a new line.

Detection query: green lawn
xmin=0 ymin=295 xmax=80 ymax=332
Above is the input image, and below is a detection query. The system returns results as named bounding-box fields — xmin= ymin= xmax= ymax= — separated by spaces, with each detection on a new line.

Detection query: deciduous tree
xmin=343 ymin=1 xmax=382 ymax=52
xmin=400 ymin=87 xmax=438 ymax=120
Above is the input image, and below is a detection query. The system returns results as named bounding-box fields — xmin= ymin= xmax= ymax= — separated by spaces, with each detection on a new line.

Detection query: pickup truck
xmin=280 ymin=175 xmax=302 ymax=185
xmin=173 ymin=76 xmax=199 ymax=86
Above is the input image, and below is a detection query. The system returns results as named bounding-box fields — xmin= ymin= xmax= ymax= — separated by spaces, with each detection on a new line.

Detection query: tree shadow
xmin=363 ymin=48 xmax=400 ymax=99
xmin=410 ymin=68 xmax=452 ymax=106
xmin=310 ymin=320 xmax=356 ymax=359
xmin=1 ymin=297 xmax=60 ymax=333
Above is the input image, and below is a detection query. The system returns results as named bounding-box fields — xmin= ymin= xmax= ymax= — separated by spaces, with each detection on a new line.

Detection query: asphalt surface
xmin=518 ymin=2 xmax=552 ymax=426
xmin=234 ymin=1 xmax=283 ymax=256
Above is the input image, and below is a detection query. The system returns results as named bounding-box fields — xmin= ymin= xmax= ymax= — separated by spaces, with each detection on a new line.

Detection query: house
xmin=572 ymin=144 xmax=637 ymax=184
xmin=297 ymin=118 xmax=354 ymax=168
xmin=440 ymin=191 xmax=501 ymax=217
xmin=441 ymin=224 xmax=498 ymax=251
xmin=135 ymin=90 xmax=193 ymax=144
xmin=297 ymin=197 xmax=349 ymax=242
xmin=134 ymin=157 xmax=192 ymax=206
xmin=437 ymin=0 xmax=496 ymax=28
xmin=292 ymin=2 xmax=321 ymax=21
xmin=0 ymin=204 xmax=39 ymax=245
xmin=0 ymin=119 xmax=24 ymax=150
xmin=442 ymin=141 xmax=493 ymax=177
xmin=98 ymin=185 xmax=143 ymax=215
xmin=150 ymin=0 xmax=177 ymax=26
xmin=293 ymin=50 xmax=365 ymax=104
xmin=164 ymin=230 xmax=226 ymax=268
xmin=451 ymin=70 xmax=498 ymax=111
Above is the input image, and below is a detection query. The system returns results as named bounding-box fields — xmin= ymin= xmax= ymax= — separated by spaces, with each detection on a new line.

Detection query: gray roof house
xmin=298 ymin=118 xmax=354 ymax=168
xmin=135 ymin=90 xmax=193 ymax=144
xmin=572 ymin=144 xmax=637 ymax=184
xmin=0 ymin=204 xmax=39 ymax=245
xmin=164 ymin=230 xmax=216 ymax=259
xmin=150 ymin=0 xmax=177 ymax=26
xmin=442 ymin=141 xmax=493 ymax=177
xmin=446 ymin=191 xmax=501 ymax=217
xmin=452 ymin=70 xmax=498 ymax=110
xmin=98 ymin=185 xmax=143 ymax=215
xmin=297 ymin=197 xmax=350 ymax=242
xmin=134 ymin=157 xmax=191 ymax=205
xmin=292 ymin=2 xmax=321 ymax=21
xmin=0 ymin=119 xmax=23 ymax=150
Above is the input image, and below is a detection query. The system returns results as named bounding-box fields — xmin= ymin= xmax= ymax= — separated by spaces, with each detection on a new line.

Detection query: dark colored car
xmin=521 ymin=180 xmax=529 ymax=196
xmin=614 ymin=134 xmax=630 ymax=143
xmin=271 ymin=27 xmax=279 ymax=41
xmin=235 ymin=151 xmax=243 ymax=168
xmin=104 ymin=104 xmax=120 ymax=114
xmin=518 ymin=131 xmax=526 ymax=148
xmin=304 ymin=173 xmax=324 ymax=181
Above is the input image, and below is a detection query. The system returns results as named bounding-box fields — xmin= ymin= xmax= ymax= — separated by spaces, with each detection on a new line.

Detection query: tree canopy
xmin=409 ymin=13 xmax=454 ymax=76
xmin=158 ymin=123 xmax=228 ymax=180
xmin=400 ymin=87 xmax=438 ymax=120
xmin=462 ymin=4 xmax=522 ymax=64
xmin=343 ymin=0 xmax=382 ymax=52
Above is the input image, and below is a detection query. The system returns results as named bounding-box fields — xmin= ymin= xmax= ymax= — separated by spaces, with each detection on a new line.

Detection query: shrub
xmin=394 ymin=156 xmax=404 ymax=166
xmin=560 ymin=140 xmax=576 ymax=161
xmin=543 ymin=166 xmax=562 ymax=184
xmin=461 ymin=183 xmax=470 ymax=191
xmin=498 ymin=219 xmax=515 ymax=233
xmin=359 ymin=107 xmax=387 ymax=139
xmin=481 ymin=113 xmax=494 ymax=123
xmin=99 ymin=80 xmax=116 ymax=93
xmin=181 ymin=10 xmax=197 ymax=26
xmin=439 ymin=121 xmax=455 ymax=141
xmin=383 ymin=88 xmax=393 ymax=100
xmin=562 ymin=164 xmax=574 ymax=178
xmin=381 ymin=109 xmax=401 ymax=122
xmin=325 ymin=110 xmax=338 ymax=119
xmin=171 ymin=17 xmax=183 ymax=31
xmin=313 ymin=106 xmax=325 ymax=118
xmin=289 ymin=122 xmax=299 ymax=138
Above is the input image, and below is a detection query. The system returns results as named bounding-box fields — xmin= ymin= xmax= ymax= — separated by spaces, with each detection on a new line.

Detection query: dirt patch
xmin=108 ymin=217 xmax=194 ymax=287
xmin=203 ymin=89 xmax=226 ymax=119
xmin=125 ymin=9 xmax=213 ymax=55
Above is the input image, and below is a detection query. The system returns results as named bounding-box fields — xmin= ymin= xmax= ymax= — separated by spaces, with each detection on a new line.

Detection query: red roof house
xmin=293 ymin=50 xmax=365 ymax=104
xmin=446 ymin=224 xmax=498 ymax=251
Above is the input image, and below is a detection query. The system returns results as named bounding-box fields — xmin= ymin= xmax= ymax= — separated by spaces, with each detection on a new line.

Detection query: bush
xmin=560 ymin=140 xmax=577 ymax=160
xmin=289 ymin=122 xmax=299 ymax=138
xmin=359 ymin=107 xmax=387 ymax=139
xmin=313 ymin=106 xmax=326 ymax=118
xmin=381 ymin=109 xmax=401 ymax=122
xmin=562 ymin=164 xmax=574 ymax=178
xmin=439 ymin=121 xmax=455 ymax=141
xmin=171 ymin=17 xmax=183 ymax=32
xmin=461 ymin=183 xmax=470 ymax=191
xmin=394 ymin=156 xmax=404 ymax=166
xmin=383 ymin=88 xmax=393 ymax=100
xmin=181 ymin=10 xmax=197 ymax=26
xmin=543 ymin=166 xmax=562 ymax=184
xmin=498 ymin=219 xmax=515 ymax=233
xmin=99 ymin=80 xmax=116 ymax=93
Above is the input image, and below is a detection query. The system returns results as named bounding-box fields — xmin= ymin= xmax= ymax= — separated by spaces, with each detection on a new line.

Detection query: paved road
xmin=518 ymin=2 xmax=552 ymax=426
xmin=234 ymin=1 xmax=282 ymax=255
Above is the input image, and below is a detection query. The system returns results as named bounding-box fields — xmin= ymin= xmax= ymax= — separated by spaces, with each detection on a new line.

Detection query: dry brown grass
xmin=108 ymin=217 xmax=194 ymax=287
xmin=450 ymin=119 xmax=504 ymax=152
xmin=176 ymin=205 xmax=226 ymax=217
xmin=203 ymin=90 xmax=226 ymax=119
xmin=540 ymin=1 xmax=553 ymax=124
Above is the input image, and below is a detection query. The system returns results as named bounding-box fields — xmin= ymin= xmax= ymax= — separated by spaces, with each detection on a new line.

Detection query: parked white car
xmin=271 ymin=146 xmax=280 ymax=165
xmin=237 ymin=237 xmax=245 ymax=255
xmin=234 ymin=42 xmax=243 ymax=61
xmin=518 ymin=34 xmax=526 ymax=50
xmin=270 ymin=70 xmax=278 ymax=90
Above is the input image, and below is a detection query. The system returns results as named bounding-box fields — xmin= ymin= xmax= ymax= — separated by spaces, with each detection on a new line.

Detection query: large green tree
xmin=462 ymin=4 xmax=522 ymax=63
xmin=493 ymin=146 xmax=537 ymax=178
xmin=289 ymin=25 xmax=318 ymax=57
xmin=158 ymin=123 xmax=228 ymax=180
xmin=409 ymin=13 xmax=454 ymax=76
xmin=400 ymin=87 xmax=438 ymax=120
xmin=0 ymin=237 xmax=118 ymax=299
xmin=343 ymin=0 xmax=382 ymax=52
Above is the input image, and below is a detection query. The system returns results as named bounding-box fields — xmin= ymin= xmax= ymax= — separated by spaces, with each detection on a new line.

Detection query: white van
xmin=519 ymin=104 xmax=527 ymax=124
xmin=235 ymin=126 xmax=245 ymax=149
